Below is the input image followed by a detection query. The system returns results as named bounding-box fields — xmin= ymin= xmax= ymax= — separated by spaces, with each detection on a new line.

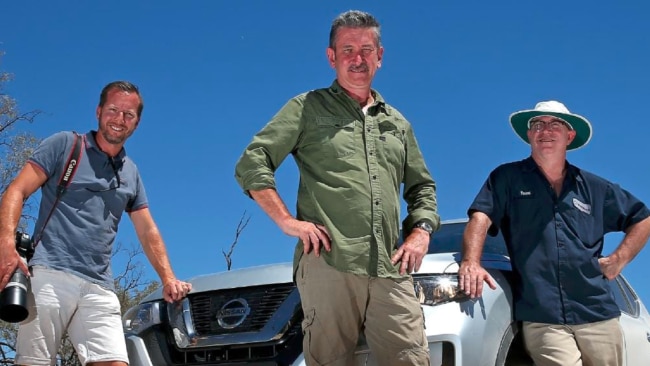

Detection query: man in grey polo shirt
xmin=0 ymin=81 xmax=191 ymax=366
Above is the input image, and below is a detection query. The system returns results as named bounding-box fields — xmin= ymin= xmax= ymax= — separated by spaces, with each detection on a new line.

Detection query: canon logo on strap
xmin=62 ymin=160 xmax=77 ymax=182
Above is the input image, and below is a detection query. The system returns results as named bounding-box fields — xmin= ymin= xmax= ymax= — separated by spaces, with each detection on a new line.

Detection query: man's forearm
xmin=139 ymin=229 xmax=176 ymax=284
xmin=0 ymin=187 xmax=27 ymax=244
xmin=461 ymin=212 xmax=492 ymax=263
xmin=612 ymin=216 xmax=650 ymax=265
xmin=1 ymin=163 xmax=48 ymax=243
xmin=249 ymin=188 xmax=294 ymax=231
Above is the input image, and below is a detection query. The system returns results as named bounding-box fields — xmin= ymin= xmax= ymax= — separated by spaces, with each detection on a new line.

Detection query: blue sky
xmin=2 ymin=1 xmax=650 ymax=304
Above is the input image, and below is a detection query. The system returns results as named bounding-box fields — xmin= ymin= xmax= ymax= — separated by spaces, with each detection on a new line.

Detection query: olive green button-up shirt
xmin=235 ymin=80 xmax=439 ymax=278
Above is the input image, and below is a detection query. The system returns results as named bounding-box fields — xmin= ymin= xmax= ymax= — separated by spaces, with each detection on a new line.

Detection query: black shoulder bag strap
xmin=32 ymin=132 xmax=85 ymax=247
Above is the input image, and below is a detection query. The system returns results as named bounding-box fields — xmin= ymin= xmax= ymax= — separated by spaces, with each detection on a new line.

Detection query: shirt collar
xmin=85 ymin=130 xmax=127 ymax=163
xmin=329 ymin=80 xmax=390 ymax=115
xmin=522 ymin=155 xmax=579 ymax=180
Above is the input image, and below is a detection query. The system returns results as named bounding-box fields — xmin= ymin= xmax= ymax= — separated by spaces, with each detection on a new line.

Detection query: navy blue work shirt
xmin=469 ymin=157 xmax=650 ymax=324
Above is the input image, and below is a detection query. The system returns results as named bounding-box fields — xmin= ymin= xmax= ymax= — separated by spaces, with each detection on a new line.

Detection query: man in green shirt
xmin=235 ymin=10 xmax=438 ymax=366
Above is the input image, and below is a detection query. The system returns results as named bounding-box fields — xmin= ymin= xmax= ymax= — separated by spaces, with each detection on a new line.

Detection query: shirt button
xmin=375 ymin=200 xmax=379 ymax=206
xmin=367 ymin=128 xmax=371 ymax=132
xmin=372 ymin=175 xmax=377 ymax=180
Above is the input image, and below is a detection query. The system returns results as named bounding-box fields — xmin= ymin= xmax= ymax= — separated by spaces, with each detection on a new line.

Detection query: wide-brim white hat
xmin=509 ymin=100 xmax=592 ymax=150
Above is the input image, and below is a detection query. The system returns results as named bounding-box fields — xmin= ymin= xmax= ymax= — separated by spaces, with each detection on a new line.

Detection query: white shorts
xmin=15 ymin=266 xmax=128 ymax=366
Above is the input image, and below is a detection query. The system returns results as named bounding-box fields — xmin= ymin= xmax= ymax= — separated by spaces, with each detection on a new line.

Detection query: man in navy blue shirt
xmin=459 ymin=100 xmax=650 ymax=366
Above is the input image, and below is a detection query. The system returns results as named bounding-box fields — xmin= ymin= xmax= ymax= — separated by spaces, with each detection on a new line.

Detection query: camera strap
xmin=33 ymin=132 xmax=85 ymax=247
xmin=56 ymin=132 xmax=84 ymax=198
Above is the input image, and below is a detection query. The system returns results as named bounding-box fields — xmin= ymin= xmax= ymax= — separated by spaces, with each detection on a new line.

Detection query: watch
xmin=413 ymin=221 xmax=433 ymax=235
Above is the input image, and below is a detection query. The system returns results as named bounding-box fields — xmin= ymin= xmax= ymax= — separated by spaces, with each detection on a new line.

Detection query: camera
xmin=0 ymin=231 xmax=34 ymax=323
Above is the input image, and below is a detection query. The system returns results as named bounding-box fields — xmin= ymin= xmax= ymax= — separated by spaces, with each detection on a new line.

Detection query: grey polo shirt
xmin=28 ymin=130 xmax=148 ymax=290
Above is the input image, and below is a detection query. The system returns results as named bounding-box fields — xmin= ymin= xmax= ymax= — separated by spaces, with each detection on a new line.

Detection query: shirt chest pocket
xmin=377 ymin=127 xmax=405 ymax=166
xmin=509 ymin=191 xmax=545 ymax=227
xmin=312 ymin=117 xmax=358 ymax=157
xmin=563 ymin=199 xmax=599 ymax=248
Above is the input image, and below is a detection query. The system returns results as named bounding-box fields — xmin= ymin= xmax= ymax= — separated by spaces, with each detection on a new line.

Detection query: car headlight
xmin=413 ymin=274 xmax=470 ymax=306
xmin=122 ymin=301 xmax=162 ymax=335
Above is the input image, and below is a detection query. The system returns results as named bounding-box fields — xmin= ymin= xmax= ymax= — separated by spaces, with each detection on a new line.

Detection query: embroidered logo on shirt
xmin=572 ymin=198 xmax=591 ymax=214
xmin=520 ymin=191 xmax=532 ymax=196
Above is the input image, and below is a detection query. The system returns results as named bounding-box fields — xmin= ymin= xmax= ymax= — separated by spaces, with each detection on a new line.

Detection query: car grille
xmin=165 ymin=321 xmax=303 ymax=365
xmin=159 ymin=283 xmax=304 ymax=365
xmin=189 ymin=283 xmax=295 ymax=335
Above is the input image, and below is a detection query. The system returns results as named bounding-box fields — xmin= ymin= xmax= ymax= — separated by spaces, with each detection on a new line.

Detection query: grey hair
xmin=99 ymin=80 xmax=144 ymax=117
xmin=329 ymin=10 xmax=381 ymax=49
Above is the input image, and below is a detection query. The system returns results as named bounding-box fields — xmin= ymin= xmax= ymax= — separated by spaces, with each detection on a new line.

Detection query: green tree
xmin=113 ymin=241 xmax=160 ymax=312
xmin=0 ymin=53 xmax=41 ymax=227
xmin=0 ymin=50 xmax=41 ymax=366
xmin=0 ymin=322 xmax=18 ymax=365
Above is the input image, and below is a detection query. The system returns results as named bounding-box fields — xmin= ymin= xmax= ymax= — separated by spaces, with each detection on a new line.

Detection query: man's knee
xmin=302 ymin=307 xmax=360 ymax=365
xmin=394 ymin=345 xmax=430 ymax=366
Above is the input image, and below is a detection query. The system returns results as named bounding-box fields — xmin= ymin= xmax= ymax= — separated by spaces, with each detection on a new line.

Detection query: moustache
xmin=348 ymin=64 xmax=369 ymax=72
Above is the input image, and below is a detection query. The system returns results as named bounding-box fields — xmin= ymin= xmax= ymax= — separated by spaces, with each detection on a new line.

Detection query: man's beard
xmin=101 ymin=126 xmax=132 ymax=145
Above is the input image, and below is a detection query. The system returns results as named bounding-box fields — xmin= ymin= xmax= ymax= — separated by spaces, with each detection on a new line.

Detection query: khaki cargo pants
xmin=523 ymin=318 xmax=623 ymax=366
xmin=296 ymin=253 xmax=430 ymax=366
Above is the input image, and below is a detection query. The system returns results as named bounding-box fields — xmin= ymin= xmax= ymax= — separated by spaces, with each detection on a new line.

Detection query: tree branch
xmin=222 ymin=211 xmax=251 ymax=270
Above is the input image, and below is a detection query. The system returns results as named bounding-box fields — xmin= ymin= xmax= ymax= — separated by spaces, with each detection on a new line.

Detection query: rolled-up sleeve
xmin=235 ymin=98 xmax=304 ymax=196
xmin=401 ymin=124 xmax=440 ymax=233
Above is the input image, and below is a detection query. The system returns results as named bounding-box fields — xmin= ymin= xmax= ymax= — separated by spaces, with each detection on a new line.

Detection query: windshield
xmin=427 ymin=221 xmax=508 ymax=256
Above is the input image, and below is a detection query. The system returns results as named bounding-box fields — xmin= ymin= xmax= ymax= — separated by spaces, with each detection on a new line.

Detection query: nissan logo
xmin=216 ymin=298 xmax=250 ymax=329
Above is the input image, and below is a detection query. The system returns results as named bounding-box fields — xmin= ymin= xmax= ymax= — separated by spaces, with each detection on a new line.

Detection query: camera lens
xmin=0 ymin=270 xmax=29 ymax=323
